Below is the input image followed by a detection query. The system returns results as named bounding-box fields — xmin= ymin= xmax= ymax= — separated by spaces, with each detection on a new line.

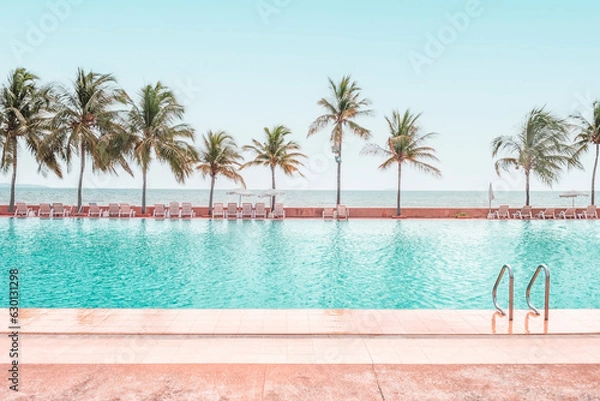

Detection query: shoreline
xmin=0 ymin=204 xmax=586 ymax=219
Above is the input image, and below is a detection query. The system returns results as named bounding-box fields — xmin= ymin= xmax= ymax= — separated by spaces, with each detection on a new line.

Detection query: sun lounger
xmin=107 ymin=203 xmax=120 ymax=217
xmin=153 ymin=204 xmax=167 ymax=218
xmin=226 ymin=203 xmax=238 ymax=219
xmin=212 ymin=203 xmax=225 ymax=218
xmin=535 ymin=208 xmax=555 ymax=219
xmin=558 ymin=208 xmax=578 ymax=219
xmin=578 ymin=205 xmax=598 ymax=219
xmin=168 ymin=202 xmax=181 ymax=218
xmin=254 ymin=203 xmax=266 ymax=219
xmin=180 ymin=202 xmax=195 ymax=218
xmin=334 ymin=205 xmax=349 ymax=220
xmin=512 ymin=205 xmax=532 ymax=219
xmin=241 ymin=203 xmax=253 ymax=219
xmin=14 ymin=202 xmax=30 ymax=217
xmin=119 ymin=203 xmax=135 ymax=217
xmin=270 ymin=203 xmax=285 ymax=219
xmin=323 ymin=208 xmax=335 ymax=219
xmin=88 ymin=203 xmax=102 ymax=217
xmin=493 ymin=205 xmax=510 ymax=219
xmin=52 ymin=203 xmax=69 ymax=217
xmin=38 ymin=203 xmax=51 ymax=217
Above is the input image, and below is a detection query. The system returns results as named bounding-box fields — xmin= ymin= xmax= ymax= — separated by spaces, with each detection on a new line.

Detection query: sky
xmin=1 ymin=0 xmax=600 ymax=193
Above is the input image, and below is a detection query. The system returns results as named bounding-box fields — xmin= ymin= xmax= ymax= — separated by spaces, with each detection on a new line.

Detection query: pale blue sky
xmin=2 ymin=0 xmax=600 ymax=192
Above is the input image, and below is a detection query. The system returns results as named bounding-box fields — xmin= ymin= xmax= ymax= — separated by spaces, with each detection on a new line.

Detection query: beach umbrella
xmin=559 ymin=190 xmax=588 ymax=207
xmin=488 ymin=183 xmax=495 ymax=213
xmin=259 ymin=189 xmax=285 ymax=198
xmin=226 ymin=189 xmax=256 ymax=205
xmin=260 ymin=189 xmax=285 ymax=210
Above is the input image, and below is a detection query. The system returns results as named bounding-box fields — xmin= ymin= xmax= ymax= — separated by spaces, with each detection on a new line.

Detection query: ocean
xmin=0 ymin=187 xmax=595 ymax=208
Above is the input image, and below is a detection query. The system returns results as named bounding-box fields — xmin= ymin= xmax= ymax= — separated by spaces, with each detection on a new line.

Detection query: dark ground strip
xmin=2 ymin=364 xmax=599 ymax=400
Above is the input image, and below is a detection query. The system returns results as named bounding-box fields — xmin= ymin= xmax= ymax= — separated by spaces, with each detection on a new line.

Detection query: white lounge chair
xmin=578 ymin=205 xmax=598 ymax=219
xmin=38 ymin=203 xmax=51 ymax=218
xmin=180 ymin=202 xmax=195 ymax=218
xmin=88 ymin=203 xmax=102 ymax=217
xmin=334 ymin=205 xmax=349 ymax=220
xmin=153 ymin=204 xmax=167 ymax=218
xmin=119 ymin=203 xmax=135 ymax=218
xmin=168 ymin=202 xmax=180 ymax=218
xmin=535 ymin=208 xmax=555 ymax=219
xmin=108 ymin=203 xmax=120 ymax=218
xmin=493 ymin=205 xmax=510 ymax=219
xmin=241 ymin=203 xmax=253 ymax=219
xmin=226 ymin=203 xmax=238 ymax=219
xmin=14 ymin=202 xmax=30 ymax=217
xmin=212 ymin=203 xmax=225 ymax=218
xmin=270 ymin=203 xmax=285 ymax=219
xmin=52 ymin=203 xmax=69 ymax=217
xmin=558 ymin=208 xmax=578 ymax=219
xmin=323 ymin=208 xmax=335 ymax=219
xmin=512 ymin=205 xmax=532 ymax=219
xmin=254 ymin=203 xmax=266 ymax=219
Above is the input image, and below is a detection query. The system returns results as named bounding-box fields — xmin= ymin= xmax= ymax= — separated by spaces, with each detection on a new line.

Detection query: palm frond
xmin=365 ymin=109 xmax=441 ymax=179
xmin=197 ymin=130 xmax=245 ymax=185
xmin=307 ymin=76 xmax=372 ymax=149
xmin=492 ymin=107 xmax=581 ymax=189
xmin=241 ymin=125 xmax=306 ymax=184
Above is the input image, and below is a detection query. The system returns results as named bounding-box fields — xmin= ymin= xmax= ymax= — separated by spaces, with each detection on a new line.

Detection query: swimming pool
xmin=2 ymin=218 xmax=599 ymax=309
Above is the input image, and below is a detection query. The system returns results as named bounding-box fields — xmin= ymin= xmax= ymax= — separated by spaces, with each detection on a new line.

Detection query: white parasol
xmin=260 ymin=189 xmax=285 ymax=209
xmin=488 ymin=183 xmax=495 ymax=214
xmin=226 ymin=189 xmax=256 ymax=205
xmin=559 ymin=190 xmax=588 ymax=207
xmin=260 ymin=189 xmax=285 ymax=198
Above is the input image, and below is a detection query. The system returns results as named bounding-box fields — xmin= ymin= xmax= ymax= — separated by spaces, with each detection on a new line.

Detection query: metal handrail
xmin=492 ymin=264 xmax=514 ymax=321
xmin=526 ymin=264 xmax=550 ymax=321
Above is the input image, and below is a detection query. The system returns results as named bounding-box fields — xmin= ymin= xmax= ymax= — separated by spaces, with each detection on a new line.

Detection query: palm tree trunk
xmin=336 ymin=142 xmax=342 ymax=206
xmin=591 ymin=144 xmax=599 ymax=205
xmin=77 ymin=143 xmax=85 ymax=211
xmin=525 ymin=170 xmax=530 ymax=206
xmin=397 ymin=163 xmax=402 ymax=216
xmin=208 ymin=175 xmax=216 ymax=217
xmin=271 ymin=165 xmax=276 ymax=211
xmin=142 ymin=168 xmax=147 ymax=214
xmin=8 ymin=139 xmax=17 ymax=213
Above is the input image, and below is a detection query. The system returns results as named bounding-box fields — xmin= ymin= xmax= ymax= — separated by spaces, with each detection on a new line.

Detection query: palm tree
xmin=50 ymin=68 xmax=131 ymax=211
xmin=362 ymin=110 xmax=441 ymax=216
xmin=241 ymin=125 xmax=306 ymax=209
xmin=307 ymin=75 xmax=372 ymax=205
xmin=572 ymin=101 xmax=600 ymax=205
xmin=124 ymin=82 xmax=198 ymax=214
xmin=196 ymin=130 xmax=245 ymax=216
xmin=492 ymin=107 xmax=581 ymax=206
xmin=0 ymin=68 xmax=61 ymax=213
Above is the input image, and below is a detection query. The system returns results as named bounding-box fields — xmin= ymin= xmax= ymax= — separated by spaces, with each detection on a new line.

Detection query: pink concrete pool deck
xmin=2 ymin=364 xmax=599 ymax=401
xmin=2 ymin=308 xmax=599 ymax=399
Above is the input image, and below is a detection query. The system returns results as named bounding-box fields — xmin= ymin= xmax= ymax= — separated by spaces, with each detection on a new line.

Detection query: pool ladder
xmin=492 ymin=264 xmax=550 ymax=321
xmin=492 ymin=264 xmax=514 ymax=321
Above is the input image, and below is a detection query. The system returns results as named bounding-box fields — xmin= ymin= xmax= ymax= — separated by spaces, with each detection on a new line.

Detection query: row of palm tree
xmin=492 ymin=104 xmax=600 ymax=206
xmin=195 ymin=126 xmax=307 ymax=215
xmin=306 ymin=74 xmax=600 ymax=211
xmin=307 ymin=75 xmax=441 ymax=216
xmin=0 ymin=68 xmax=308 ymax=215
xmin=2 ymin=68 xmax=599 ymax=215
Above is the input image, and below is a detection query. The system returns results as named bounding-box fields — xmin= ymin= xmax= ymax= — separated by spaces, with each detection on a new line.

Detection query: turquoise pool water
xmin=1 ymin=218 xmax=599 ymax=309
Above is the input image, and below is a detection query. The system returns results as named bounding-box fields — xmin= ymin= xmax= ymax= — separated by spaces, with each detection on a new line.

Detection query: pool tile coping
xmin=5 ymin=308 xmax=600 ymax=336
xmin=4 ymin=309 xmax=600 ymax=365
